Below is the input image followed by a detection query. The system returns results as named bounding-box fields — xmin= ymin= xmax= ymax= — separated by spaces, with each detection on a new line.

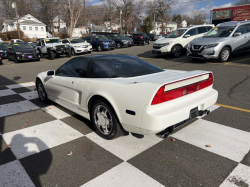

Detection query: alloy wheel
xmin=222 ymin=49 xmax=230 ymax=61
xmin=172 ymin=46 xmax=182 ymax=57
xmin=37 ymin=82 xmax=46 ymax=101
xmin=94 ymin=105 xmax=113 ymax=135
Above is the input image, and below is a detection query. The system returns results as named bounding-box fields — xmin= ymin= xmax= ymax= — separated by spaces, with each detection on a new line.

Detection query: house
xmin=1 ymin=14 xmax=46 ymax=38
xmin=151 ymin=21 xmax=177 ymax=35
xmin=132 ymin=16 xmax=145 ymax=33
xmin=90 ymin=24 xmax=110 ymax=32
xmin=177 ymin=20 xmax=187 ymax=28
xmin=103 ymin=21 xmax=120 ymax=31
xmin=72 ymin=26 xmax=89 ymax=37
xmin=53 ymin=16 xmax=67 ymax=33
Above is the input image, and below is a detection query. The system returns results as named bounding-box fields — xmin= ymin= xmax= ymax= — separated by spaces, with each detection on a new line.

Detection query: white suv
xmin=152 ymin=25 xmax=214 ymax=57
xmin=62 ymin=38 xmax=92 ymax=55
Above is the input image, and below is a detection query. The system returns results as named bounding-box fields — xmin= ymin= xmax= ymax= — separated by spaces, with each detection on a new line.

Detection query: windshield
xmin=0 ymin=43 xmax=8 ymax=49
xmin=45 ymin=39 xmax=61 ymax=43
xmin=70 ymin=38 xmax=85 ymax=43
xmin=113 ymin=35 xmax=125 ymax=39
xmin=13 ymin=43 xmax=33 ymax=49
xmin=90 ymin=56 xmax=163 ymax=78
xmin=95 ymin=35 xmax=108 ymax=41
xmin=166 ymin=29 xmax=187 ymax=38
xmin=29 ymin=43 xmax=37 ymax=48
xmin=203 ymin=26 xmax=235 ymax=38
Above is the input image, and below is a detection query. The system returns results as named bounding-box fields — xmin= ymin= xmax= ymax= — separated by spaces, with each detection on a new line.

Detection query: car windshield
xmin=113 ymin=35 xmax=125 ymax=39
xmin=0 ymin=43 xmax=8 ymax=49
xmin=166 ymin=29 xmax=187 ymax=38
xmin=45 ymin=39 xmax=60 ymax=43
xmin=95 ymin=35 xmax=108 ymax=41
xmin=29 ymin=43 xmax=37 ymax=48
xmin=70 ymin=38 xmax=85 ymax=43
xmin=90 ymin=56 xmax=163 ymax=78
xmin=13 ymin=43 xmax=33 ymax=49
xmin=203 ymin=26 xmax=235 ymax=38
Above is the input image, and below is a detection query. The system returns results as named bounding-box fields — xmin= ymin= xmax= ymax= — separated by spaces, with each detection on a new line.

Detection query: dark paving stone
xmin=20 ymin=137 xmax=122 ymax=187
xmin=128 ymin=138 xmax=238 ymax=187
xmin=61 ymin=115 xmax=94 ymax=135
xmin=242 ymin=150 xmax=250 ymax=167
xmin=0 ymin=136 xmax=16 ymax=166
xmin=12 ymin=86 xmax=36 ymax=93
xmin=0 ymin=86 xmax=8 ymax=90
xmin=203 ymin=107 xmax=250 ymax=132
xmin=0 ymin=109 xmax=56 ymax=134
xmin=0 ymin=94 xmax=26 ymax=105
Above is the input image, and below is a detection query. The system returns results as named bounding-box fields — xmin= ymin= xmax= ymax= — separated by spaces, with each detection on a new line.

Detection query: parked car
xmin=123 ymin=35 xmax=134 ymax=46
xmin=132 ymin=33 xmax=150 ymax=45
xmin=37 ymin=37 xmax=71 ymax=60
xmin=36 ymin=54 xmax=218 ymax=140
xmin=62 ymin=38 xmax=92 ymax=55
xmin=10 ymin=39 xmax=23 ymax=43
xmin=0 ymin=53 xmax=2 ymax=64
xmin=187 ymin=21 xmax=250 ymax=62
xmin=82 ymin=35 xmax=115 ymax=51
xmin=105 ymin=34 xmax=130 ymax=48
xmin=7 ymin=42 xmax=40 ymax=63
xmin=148 ymin=33 xmax=157 ymax=41
xmin=0 ymin=42 xmax=9 ymax=58
xmin=153 ymin=25 xmax=214 ymax=57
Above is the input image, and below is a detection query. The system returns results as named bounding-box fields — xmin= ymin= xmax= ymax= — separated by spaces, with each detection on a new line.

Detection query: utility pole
xmin=12 ymin=1 xmax=21 ymax=39
xmin=120 ymin=10 xmax=122 ymax=34
xmin=84 ymin=0 xmax=87 ymax=34
xmin=153 ymin=11 xmax=156 ymax=34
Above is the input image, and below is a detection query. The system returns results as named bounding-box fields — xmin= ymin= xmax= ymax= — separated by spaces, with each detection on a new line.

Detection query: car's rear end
xmin=132 ymin=33 xmax=146 ymax=45
xmin=139 ymin=71 xmax=218 ymax=135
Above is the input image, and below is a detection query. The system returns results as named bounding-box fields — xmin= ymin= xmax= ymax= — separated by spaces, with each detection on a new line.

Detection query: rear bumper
xmin=124 ymin=88 xmax=218 ymax=135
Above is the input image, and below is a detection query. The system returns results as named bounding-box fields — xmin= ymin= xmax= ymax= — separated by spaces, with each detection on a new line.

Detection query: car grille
xmin=153 ymin=44 xmax=164 ymax=49
xmin=56 ymin=45 xmax=66 ymax=51
xmin=191 ymin=45 xmax=205 ymax=53
xmin=193 ymin=45 xmax=202 ymax=49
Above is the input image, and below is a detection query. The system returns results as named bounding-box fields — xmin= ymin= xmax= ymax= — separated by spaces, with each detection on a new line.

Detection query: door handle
xmin=245 ymin=36 xmax=248 ymax=38
xmin=72 ymin=81 xmax=74 ymax=84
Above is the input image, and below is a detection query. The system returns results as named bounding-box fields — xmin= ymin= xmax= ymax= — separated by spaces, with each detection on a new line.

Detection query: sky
xmin=89 ymin=0 xmax=235 ymax=21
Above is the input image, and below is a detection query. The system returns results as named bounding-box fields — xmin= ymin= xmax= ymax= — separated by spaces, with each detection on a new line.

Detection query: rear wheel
xmin=219 ymin=47 xmax=230 ymax=62
xmin=171 ymin=45 xmax=182 ymax=58
xmin=91 ymin=100 xmax=123 ymax=140
xmin=8 ymin=55 xmax=11 ymax=61
xmin=66 ymin=50 xmax=71 ymax=57
xmin=14 ymin=55 xmax=19 ymax=63
xmin=142 ymin=41 xmax=145 ymax=46
xmin=36 ymin=79 xmax=48 ymax=102
xmin=71 ymin=48 xmax=75 ymax=56
xmin=36 ymin=58 xmax=40 ymax=61
xmin=148 ymin=40 xmax=150 ymax=44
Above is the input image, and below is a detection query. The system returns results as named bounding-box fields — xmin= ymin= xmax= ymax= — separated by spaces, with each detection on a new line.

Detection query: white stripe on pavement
xmin=81 ymin=162 xmax=164 ymax=187
xmin=172 ymin=119 xmax=250 ymax=162
xmin=0 ymin=100 xmax=39 ymax=118
xmin=2 ymin=120 xmax=84 ymax=159
xmin=6 ymin=82 xmax=35 ymax=89
xmin=0 ymin=89 xmax=16 ymax=97
xmin=220 ymin=163 xmax=250 ymax=187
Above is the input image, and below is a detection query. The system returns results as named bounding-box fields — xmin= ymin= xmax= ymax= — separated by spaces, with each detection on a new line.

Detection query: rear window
xmin=89 ymin=56 xmax=163 ymax=78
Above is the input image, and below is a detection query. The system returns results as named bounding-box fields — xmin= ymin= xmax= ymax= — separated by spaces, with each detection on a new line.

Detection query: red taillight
xmin=139 ymin=36 xmax=143 ymax=39
xmin=151 ymin=73 xmax=213 ymax=105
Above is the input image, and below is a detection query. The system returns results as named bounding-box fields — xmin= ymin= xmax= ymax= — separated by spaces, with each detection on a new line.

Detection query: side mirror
xmin=184 ymin=34 xmax=190 ymax=38
xmin=233 ymin=32 xmax=241 ymax=37
xmin=47 ymin=70 xmax=54 ymax=76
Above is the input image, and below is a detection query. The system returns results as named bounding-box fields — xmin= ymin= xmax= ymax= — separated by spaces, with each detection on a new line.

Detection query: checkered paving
xmin=0 ymin=82 xmax=250 ymax=187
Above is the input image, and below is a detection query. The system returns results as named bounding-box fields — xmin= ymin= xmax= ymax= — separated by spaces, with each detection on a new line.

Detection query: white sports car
xmin=36 ymin=55 xmax=218 ymax=139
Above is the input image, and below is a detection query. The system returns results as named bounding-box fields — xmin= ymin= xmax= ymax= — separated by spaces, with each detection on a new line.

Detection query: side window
xmin=235 ymin=25 xmax=246 ymax=34
xmin=41 ymin=40 xmax=45 ymax=46
xmin=185 ymin=28 xmax=197 ymax=36
xmin=245 ymin=24 xmax=250 ymax=33
xmin=197 ymin=27 xmax=207 ymax=34
xmin=37 ymin=40 xmax=41 ymax=46
xmin=55 ymin=58 xmax=89 ymax=78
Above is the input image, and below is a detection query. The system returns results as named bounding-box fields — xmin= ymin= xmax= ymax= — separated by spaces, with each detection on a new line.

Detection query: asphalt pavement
xmin=0 ymin=43 xmax=250 ymax=187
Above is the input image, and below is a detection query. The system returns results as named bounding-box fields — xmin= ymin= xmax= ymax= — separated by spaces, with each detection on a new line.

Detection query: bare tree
xmin=235 ymin=0 xmax=250 ymax=5
xmin=191 ymin=10 xmax=207 ymax=25
xmin=100 ymin=0 xmax=116 ymax=29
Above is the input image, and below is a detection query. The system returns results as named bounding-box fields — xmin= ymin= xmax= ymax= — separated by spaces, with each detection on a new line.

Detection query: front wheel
xmin=171 ymin=45 xmax=182 ymax=58
xmin=66 ymin=50 xmax=71 ymax=57
xmin=36 ymin=79 xmax=48 ymax=103
xmin=97 ymin=45 xmax=102 ymax=52
xmin=116 ymin=43 xmax=121 ymax=48
xmin=148 ymin=40 xmax=150 ymax=44
xmin=91 ymin=100 xmax=123 ymax=140
xmin=219 ymin=47 xmax=230 ymax=62
xmin=71 ymin=48 xmax=75 ymax=56
xmin=14 ymin=55 xmax=19 ymax=63
xmin=48 ymin=50 xmax=55 ymax=60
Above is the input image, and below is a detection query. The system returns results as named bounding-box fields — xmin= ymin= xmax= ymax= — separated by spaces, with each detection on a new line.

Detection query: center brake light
xmin=151 ymin=73 xmax=213 ymax=105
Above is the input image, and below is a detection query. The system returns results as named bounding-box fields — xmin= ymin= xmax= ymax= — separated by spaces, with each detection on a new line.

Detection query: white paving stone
xmin=172 ymin=119 xmax=250 ymax=162
xmin=81 ymin=162 xmax=164 ymax=187
xmin=2 ymin=120 xmax=84 ymax=159
xmin=220 ymin=163 xmax=250 ymax=187
xmin=42 ymin=105 xmax=74 ymax=119
xmin=0 ymin=89 xmax=16 ymax=97
xmin=0 ymin=100 xmax=39 ymax=118
xmin=86 ymin=132 xmax=162 ymax=161
xmin=6 ymin=82 xmax=35 ymax=89
xmin=19 ymin=91 xmax=39 ymax=100
xmin=0 ymin=160 xmax=35 ymax=187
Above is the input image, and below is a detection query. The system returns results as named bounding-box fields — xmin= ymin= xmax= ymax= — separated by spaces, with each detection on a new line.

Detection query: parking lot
xmin=0 ymin=43 xmax=250 ymax=187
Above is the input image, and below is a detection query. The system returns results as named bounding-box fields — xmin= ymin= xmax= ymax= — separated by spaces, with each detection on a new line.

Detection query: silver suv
xmin=187 ymin=21 xmax=250 ymax=62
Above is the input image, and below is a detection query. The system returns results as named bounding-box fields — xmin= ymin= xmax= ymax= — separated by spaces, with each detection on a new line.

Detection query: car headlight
xmin=102 ymin=42 xmax=109 ymax=44
xmin=122 ymin=40 xmax=128 ymax=43
xmin=74 ymin=46 xmax=79 ymax=48
xmin=16 ymin=52 xmax=22 ymax=55
xmin=204 ymin=43 xmax=219 ymax=48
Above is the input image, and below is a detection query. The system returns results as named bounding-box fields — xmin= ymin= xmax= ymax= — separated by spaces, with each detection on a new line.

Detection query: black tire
xmin=48 ymin=50 xmax=55 ymax=60
xmin=36 ymin=79 xmax=48 ymax=103
xmin=8 ymin=54 xmax=11 ymax=61
xmin=148 ymin=40 xmax=150 ymax=44
xmin=171 ymin=45 xmax=182 ymax=58
xmin=56 ymin=54 xmax=60 ymax=58
xmin=71 ymin=48 xmax=75 ymax=56
xmin=38 ymin=50 xmax=43 ymax=58
xmin=219 ymin=47 xmax=230 ymax=62
xmin=142 ymin=41 xmax=145 ymax=46
xmin=91 ymin=100 xmax=123 ymax=140
xmin=117 ymin=43 xmax=121 ymax=48
xmin=66 ymin=50 xmax=71 ymax=57
xmin=14 ymin=55 xmax=19 ymax=63
xmin=97 ymin=45 xmax=102 ymax=52
xmin=36 ymin=58 xmax=40 ymax=61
